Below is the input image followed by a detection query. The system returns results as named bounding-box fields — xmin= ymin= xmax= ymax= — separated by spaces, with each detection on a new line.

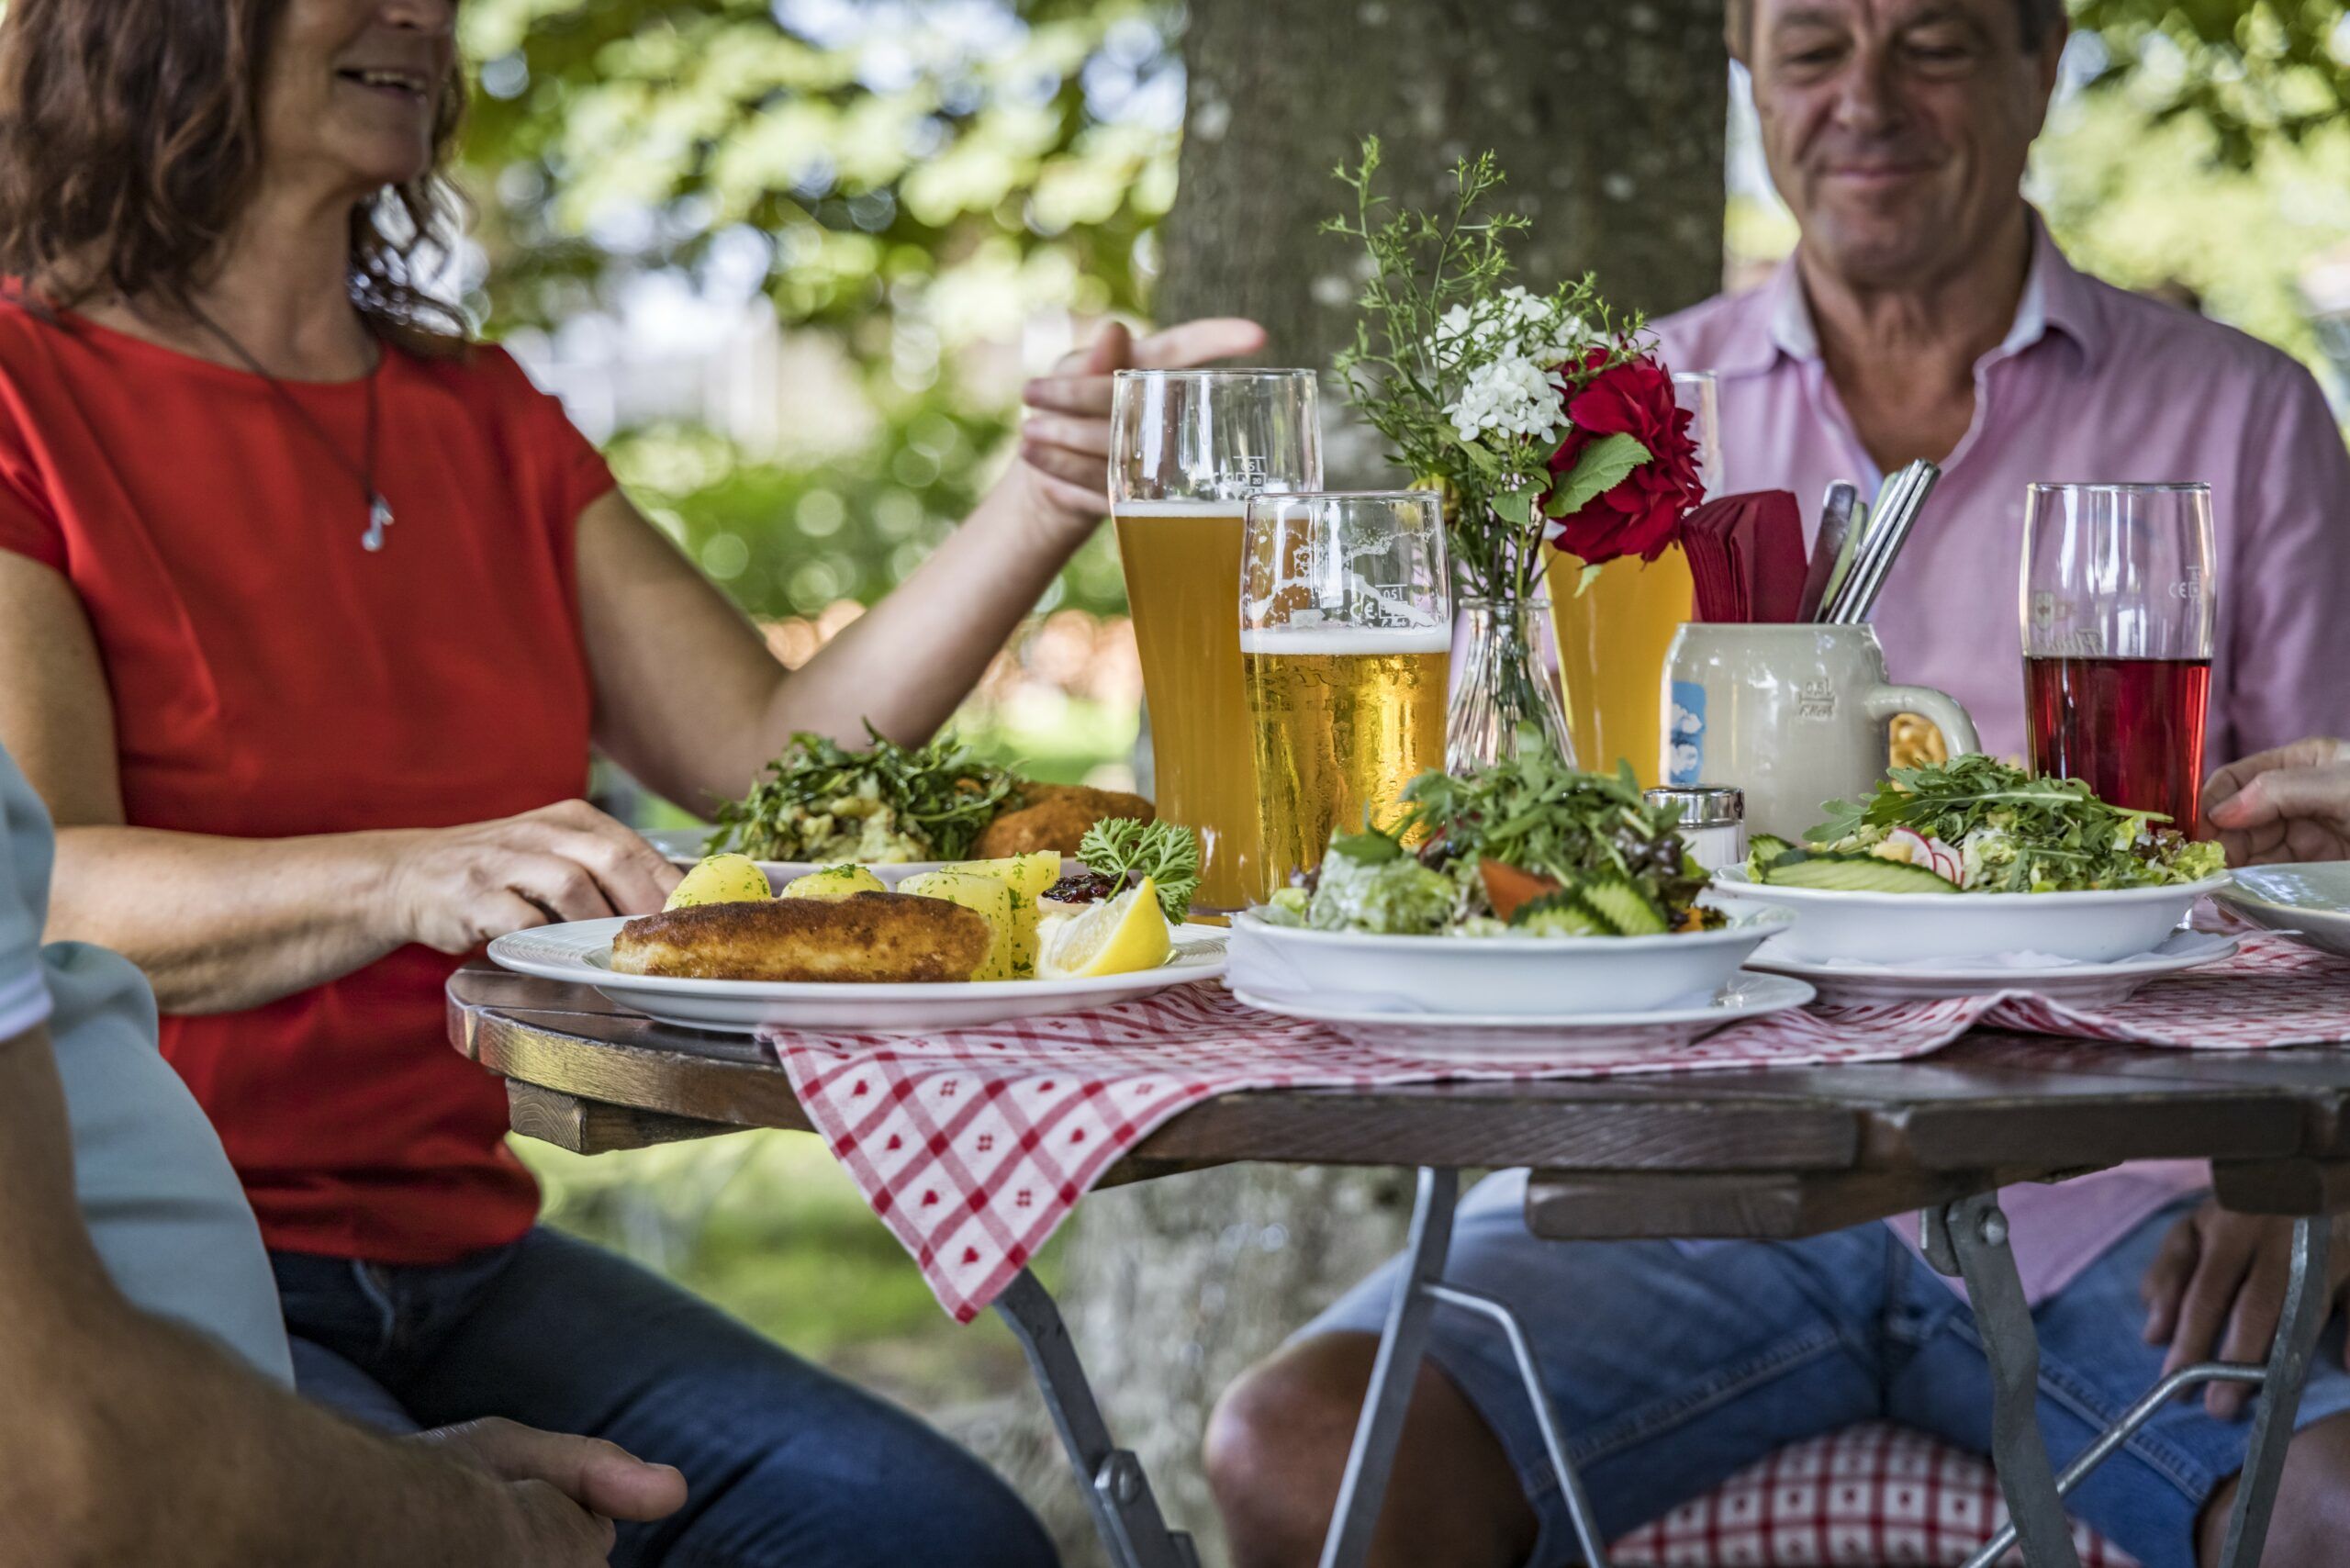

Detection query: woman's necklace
xmin=185 ymin=304 xmax=396 ymax=553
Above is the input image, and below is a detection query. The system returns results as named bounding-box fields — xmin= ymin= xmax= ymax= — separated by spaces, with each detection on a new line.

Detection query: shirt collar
xmin=1731 ymin=212 xmax=2103 ymax=377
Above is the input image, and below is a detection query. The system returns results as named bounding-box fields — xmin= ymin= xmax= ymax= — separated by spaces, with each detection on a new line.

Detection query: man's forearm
xmin=10 ymin=1293 xmax=543 ymax=1568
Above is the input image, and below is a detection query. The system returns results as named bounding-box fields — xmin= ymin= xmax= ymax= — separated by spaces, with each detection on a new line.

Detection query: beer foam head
xmin=1237 ymin=623 xmax=1453 ymax=655
xmin=1112 ymin=498 xmax=1254 ymax=517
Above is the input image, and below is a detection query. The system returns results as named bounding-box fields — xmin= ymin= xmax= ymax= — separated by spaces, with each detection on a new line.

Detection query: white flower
xmin=1447 ymin=353 xmax=1569 ymax=444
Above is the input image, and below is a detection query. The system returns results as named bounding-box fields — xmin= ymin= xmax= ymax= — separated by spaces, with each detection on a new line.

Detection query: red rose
xmin=1542 ymin=349 xmax=1706 ymax=567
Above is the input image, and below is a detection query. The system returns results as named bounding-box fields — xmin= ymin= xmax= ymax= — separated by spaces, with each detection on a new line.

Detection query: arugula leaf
xmin=1078 ymin=818 xmax=1201 ymax=923
xmin=708 ymin=725 xmax=1013 ymax=861
xmin=1397 ymin=742 xmax=1704 ymax=919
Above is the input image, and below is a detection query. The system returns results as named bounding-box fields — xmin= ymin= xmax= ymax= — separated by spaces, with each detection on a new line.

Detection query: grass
xmin=519 ymin=1128 xmax=1058 ymax=1407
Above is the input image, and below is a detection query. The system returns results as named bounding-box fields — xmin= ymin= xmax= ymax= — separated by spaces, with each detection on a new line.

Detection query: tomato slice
xmin=1478 ymin=858 xmax=1560 ymax=924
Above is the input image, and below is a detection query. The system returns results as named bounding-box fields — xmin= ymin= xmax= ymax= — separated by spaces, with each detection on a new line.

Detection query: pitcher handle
xmin=1867 ymin=685 xmax=1980 ymax=759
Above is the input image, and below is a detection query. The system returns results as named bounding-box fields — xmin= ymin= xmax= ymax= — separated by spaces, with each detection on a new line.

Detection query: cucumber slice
xmin=1508 ymin=890 xmax=1609 ymax=936
xmin=1576 ymin=872 xmax=1670 ymax=935
xmin=1747 ymin=834 xmax=1798 ymax=869
xmin=1762 ymin=854 xmax=1958 ymax=894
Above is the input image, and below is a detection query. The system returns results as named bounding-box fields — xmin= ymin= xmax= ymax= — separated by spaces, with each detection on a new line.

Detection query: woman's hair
xmin=0 ymin=0 xmax=468 ymax=351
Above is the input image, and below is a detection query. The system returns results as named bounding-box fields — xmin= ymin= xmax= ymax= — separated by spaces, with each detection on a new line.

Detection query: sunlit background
xmin=446 ymin=0 xmax=2350 ymax=1466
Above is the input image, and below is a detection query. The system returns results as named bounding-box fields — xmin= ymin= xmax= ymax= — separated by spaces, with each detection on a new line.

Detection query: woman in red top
xmin=0 ymin=2 xmax=1258 ymax=1563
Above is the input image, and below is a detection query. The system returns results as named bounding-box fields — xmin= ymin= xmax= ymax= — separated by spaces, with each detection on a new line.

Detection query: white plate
xmin=2216 ymin=864 xmax=2350 ymax=959
xmin=642 ymin=829 xmax=1065 ymax=890
xmin=487 ymin=916 xmax=1228 ymax=1035
xmin=1708 ymin=867 xmax=2232 ymax=966
xmin=1749 ymin=930 xmax=2239 ymax=1007
xmin=1227 ymin=908 xmax=1796 ymax=1017
xmin=1230 ymin=972 xmax=1816 ymax=1058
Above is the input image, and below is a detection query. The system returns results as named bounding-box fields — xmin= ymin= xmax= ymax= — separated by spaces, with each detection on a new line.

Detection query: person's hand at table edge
xmin=2203 ymin=737 xmax=2350 ymax=865
xmin=1011 ymin=317 xmax=1270 ymax=536
xmin=2141 ymin=1203 xmax=2350 ymax=1418
xmin=422 ymin=1417 xmax=689 ymax=1563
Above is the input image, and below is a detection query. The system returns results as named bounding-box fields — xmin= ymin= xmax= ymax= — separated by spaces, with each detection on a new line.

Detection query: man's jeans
xmin=274 ymin=1226 xmax=1056 ymax=1568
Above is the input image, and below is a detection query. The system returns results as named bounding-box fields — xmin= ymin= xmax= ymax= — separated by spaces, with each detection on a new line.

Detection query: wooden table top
xmin=449 ymin=964 xmax=2350 ymax=1238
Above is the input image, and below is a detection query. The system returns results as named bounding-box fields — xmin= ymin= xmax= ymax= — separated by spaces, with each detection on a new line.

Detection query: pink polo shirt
xmin=1655 ymin=218 xmax=2350 ymax=1301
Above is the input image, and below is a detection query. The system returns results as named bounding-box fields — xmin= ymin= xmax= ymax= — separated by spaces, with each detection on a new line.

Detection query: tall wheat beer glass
xmin=1241 ymin=491 xmax=1450 ymax=897
xmin=1112 ymin=369 xmax=1322 ymax=913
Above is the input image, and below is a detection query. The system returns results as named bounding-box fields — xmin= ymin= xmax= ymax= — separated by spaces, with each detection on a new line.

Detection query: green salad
xmin=1745 ymin=756 xmax=2226 ymax=894
xmin=1257 ymin=745 xmax=1717 ymax=938
xmin=706 ymin=727 xmax=1013 ymax=863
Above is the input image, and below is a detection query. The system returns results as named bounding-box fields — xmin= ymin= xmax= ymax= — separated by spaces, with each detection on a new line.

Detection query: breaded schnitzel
xmin=971 ymin=782 xmax=1154 ymax=858
xmin=610 ymin=892 xmax=991 ymax=983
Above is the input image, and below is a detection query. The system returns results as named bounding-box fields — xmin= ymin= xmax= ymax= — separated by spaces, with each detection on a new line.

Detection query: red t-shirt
xmin=0 ymin=306 xmax=612 ymax=1262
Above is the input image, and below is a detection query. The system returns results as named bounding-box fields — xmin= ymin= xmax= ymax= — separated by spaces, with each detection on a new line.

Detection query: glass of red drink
xmin=2020 ymin=482 xmax=2217 ymax=830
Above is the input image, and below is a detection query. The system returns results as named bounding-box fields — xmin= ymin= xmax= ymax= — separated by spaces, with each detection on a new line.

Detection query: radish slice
xmin=1929 ymin=845 xmax=1962 ymax=884
xmin=1886 ymin=826 xmax=1934 ymax=864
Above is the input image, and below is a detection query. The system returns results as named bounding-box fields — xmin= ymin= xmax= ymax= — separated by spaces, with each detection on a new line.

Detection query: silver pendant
xmin=364 ymin=493 xmax=395 ymax=553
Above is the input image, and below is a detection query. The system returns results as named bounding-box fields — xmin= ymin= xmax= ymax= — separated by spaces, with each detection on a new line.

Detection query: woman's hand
xmin=381 ymin=801 xmax=680 ymax=954
xmin=2203 ymin=738 xmax=2350 ymax=865
xmin=1012 ymin=317 xmax=1269 ymax=534
xmin=2141 ymin=1202 xmax=2350 ymax=1417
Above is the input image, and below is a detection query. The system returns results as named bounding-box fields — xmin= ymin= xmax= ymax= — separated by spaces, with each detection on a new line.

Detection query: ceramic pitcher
xmin=1662 ymin=623 xmax=1980 ymax=840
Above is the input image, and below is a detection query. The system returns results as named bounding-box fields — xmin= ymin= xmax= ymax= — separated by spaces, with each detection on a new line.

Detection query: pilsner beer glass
xmin=1241 ymin=491 xmax=1451 ymax=896
xmin=1112 ymin=369 xmax=1322 ymax=913
xmin=2021 ymin=482 xmax=2217 ymax=828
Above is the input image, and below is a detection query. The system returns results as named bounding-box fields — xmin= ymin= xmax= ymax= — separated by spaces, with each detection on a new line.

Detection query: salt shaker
xmin=1646 ymin=786 xmax=1747 ymax=874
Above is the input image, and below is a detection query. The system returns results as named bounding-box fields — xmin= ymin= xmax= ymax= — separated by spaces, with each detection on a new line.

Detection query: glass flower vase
xmin=1446 ymin=597 xmax=1578 ymax=773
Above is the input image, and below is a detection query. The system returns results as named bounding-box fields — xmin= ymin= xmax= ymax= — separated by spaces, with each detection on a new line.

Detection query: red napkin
xmin=1681 ymin=491 xmax=1807 ymax=623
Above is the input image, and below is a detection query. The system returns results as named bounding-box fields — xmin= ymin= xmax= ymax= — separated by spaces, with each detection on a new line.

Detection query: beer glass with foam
xmin=1112 ymin=369 xmax=1322 ymax=913
xmin=1240 ymin=490 xmax=1451 ymax=897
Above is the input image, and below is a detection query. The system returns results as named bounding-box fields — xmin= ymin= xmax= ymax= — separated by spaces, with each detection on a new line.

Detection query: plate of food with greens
xmin=1229 ymin=748 xmax=1800 ymax=1019
xmin=495 ymin=816 xmax=1225 ymax=1034
xmin=1713 ymin=756 xmax=2230 ymax=966
xmin=643 ymin=727 xmax=1157 ymax=889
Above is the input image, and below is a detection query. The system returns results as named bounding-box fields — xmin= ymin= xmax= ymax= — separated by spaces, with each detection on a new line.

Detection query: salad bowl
xmin=1228 ymin=908 xmax=1796 ymax=1017
xmin=1711 ymin=867 xmax=2231 ymax=966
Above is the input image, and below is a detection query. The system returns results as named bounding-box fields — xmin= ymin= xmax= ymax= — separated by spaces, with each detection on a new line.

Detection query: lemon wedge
xmin=1036 ymin=877 xmax=1172 ymax=980
xmin=665 ymin=853 xmax=772 ymax=911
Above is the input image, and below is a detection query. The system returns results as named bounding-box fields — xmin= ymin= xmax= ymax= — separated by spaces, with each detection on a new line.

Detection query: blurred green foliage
xmin=455 ymin=0 xmax=1183 ymax=622
xmin=2075 ymin=1 xmax=2350 ymax=170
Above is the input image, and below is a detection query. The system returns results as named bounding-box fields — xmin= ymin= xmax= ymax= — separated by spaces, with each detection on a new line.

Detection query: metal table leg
xmin=994 ymin=1269 xmax=1199 ymax=1568
xmin=1317 ymin=1168 xmax=1617 ymax=1568
xmin=2216 ymin=1216 xmax=2330 ymax=1568
xmin=1957 ymin=1214 xmax=2331 ymax=1568
xmin=1319 ymin=1166 xmax=1459 ymax=1568
xmin=1924 ymin=1193 xmax=2083 ymax=1568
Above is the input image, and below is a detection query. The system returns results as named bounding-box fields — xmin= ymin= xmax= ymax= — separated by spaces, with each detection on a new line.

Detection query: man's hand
xmin=420 ymin=1417 xmax=688 ymax=1564
xmin=1012 ymin=318 xmax=1270 ymax=530
xmin=2202 ymin=738 xmax=2350 ymax=866
xmin=2141 ymin=1204 xmax=2350 ymax=1418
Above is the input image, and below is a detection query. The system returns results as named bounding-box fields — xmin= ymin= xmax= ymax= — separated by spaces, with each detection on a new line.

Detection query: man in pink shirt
xmin=1206 ymin=5 xmax=2350 ymax=1567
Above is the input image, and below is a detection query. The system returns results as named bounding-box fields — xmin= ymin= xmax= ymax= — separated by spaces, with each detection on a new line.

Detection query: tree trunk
xmin=1046 ymin=5 xmax=1729 ymax=1565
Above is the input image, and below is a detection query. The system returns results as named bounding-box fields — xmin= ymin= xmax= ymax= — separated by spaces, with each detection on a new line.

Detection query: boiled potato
xmin=781 ymin=864 xmax=888 ymax=902
xmin=897 ymin=870 xmax=1015 ymax=981
xmin=941 ymin=851 xmax=1059 ymax=976
xmin=664 ymin=853 xmax=772 ymax=911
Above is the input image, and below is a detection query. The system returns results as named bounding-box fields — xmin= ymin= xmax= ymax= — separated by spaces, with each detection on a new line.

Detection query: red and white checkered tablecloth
xmin=762 ymin=935 xmax=2350 ymax=1322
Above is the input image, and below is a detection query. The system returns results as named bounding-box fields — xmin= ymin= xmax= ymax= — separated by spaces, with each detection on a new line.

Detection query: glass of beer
xmin=1112 ymin=369 xmax=1322 ymax=913
xmin=1241 ymin=491 xmax=1451 ymax=896
xmin=2021 ymin=482 xmax=2217 ymax=827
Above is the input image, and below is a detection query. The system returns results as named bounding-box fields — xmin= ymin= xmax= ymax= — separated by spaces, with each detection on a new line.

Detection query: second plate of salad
xmin=1712 ymin=756 xmax=2229 ymax=966
xmin=1231 ymin=748 xmax=1793 ymax=1017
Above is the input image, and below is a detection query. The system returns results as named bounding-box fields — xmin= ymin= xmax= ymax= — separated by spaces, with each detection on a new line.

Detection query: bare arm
xmin=583 ymin=319 xmax=1267 ymax=812
xmin=0 ymin=554 xmax=675 ymax=1013
xmin=0 ymin=1022 xmax=676 ymax=1567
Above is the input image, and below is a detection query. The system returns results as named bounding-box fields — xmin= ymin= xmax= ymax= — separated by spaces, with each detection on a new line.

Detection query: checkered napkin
xmin=762 ymin=937 xmax=2349 ymax=1321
